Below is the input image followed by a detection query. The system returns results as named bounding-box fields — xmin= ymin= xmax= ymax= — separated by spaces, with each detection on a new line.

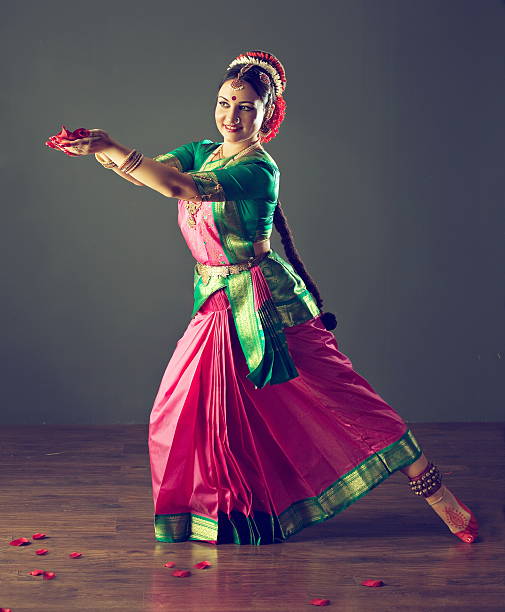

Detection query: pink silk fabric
xmin=149 ymin=288 xmax=410 ymax=523
xmin=178 ymin=199 xmax=230 ymax=265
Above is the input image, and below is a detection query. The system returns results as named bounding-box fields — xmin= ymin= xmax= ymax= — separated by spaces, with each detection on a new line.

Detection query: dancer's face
xmin=215 ymin=79 xmax=265 ymax=145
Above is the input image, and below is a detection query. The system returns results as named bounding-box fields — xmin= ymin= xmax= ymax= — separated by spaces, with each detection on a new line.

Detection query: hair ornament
xmin=230 ymin=64 xmax=254 ymax=90
xmin=228 ymin=51 xmax=286 ymax=98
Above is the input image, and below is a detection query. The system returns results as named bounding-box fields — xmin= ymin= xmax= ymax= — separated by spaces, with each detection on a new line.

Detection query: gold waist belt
xmin=195 ymin=251 xmax=270 ymax=285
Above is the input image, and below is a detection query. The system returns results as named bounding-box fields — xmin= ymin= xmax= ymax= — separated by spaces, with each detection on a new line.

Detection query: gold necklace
xmin=184 ymin=140 xmax=263 ymax=227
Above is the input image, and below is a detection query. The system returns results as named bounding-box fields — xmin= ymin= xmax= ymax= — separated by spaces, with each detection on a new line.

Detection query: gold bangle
xmin=94 ymin=153 xmax=117 ymax=169
xmin=118 ymin=149 xmax=137 ymax=173
xmin=122 ymin=151 xmax=143 ymax=174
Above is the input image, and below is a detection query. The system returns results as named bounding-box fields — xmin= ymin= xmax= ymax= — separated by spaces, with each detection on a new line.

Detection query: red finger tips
xmin=45 ymin=124 xmax=91 ymax=156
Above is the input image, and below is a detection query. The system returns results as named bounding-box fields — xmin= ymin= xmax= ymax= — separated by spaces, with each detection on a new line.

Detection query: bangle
xmin=95 ymin=153 xmax=117 ymax=169
xmin=118 ymin=149 xmax=144 ymax=174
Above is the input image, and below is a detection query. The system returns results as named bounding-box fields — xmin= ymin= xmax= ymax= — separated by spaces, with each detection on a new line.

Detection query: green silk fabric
xmin=154 ymin=139 xmax=322 ymax=387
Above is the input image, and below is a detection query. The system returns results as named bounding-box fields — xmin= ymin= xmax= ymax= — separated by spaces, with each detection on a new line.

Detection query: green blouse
xmin=153 ymin=139 xmax=321 ymax=387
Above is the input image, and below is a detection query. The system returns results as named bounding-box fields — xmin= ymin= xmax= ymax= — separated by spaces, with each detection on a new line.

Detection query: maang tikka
xmin=230 ymin=64 xmax=254 ymax=90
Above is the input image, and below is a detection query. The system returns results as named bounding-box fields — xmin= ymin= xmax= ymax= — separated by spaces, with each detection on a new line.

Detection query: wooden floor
xmin=0 ymin=423 xmax=503 ymax=611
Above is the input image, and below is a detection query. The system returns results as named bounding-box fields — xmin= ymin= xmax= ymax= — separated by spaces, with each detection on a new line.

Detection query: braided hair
xmin=218 ymin=55 xmax=338 ymax=330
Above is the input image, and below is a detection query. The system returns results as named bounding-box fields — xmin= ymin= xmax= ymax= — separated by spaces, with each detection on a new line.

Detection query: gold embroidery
xmin=189 ymin=171 xmax=226 ymax=202
xmin=152 ymin=153 xmax=183 ymax=172
xmin=184 ymin=201 xmax=202 ymax=227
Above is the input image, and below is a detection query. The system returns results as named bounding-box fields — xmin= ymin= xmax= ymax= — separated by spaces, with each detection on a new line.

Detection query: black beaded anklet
xmin=408 ymin=462 xmax=442 ymax=497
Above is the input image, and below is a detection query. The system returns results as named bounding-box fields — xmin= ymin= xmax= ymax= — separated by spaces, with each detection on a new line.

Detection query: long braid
xmin=273 ymin=201 xmax=337 ymax=330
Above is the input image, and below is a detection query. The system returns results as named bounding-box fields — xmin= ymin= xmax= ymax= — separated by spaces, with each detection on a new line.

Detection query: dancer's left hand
xmin=59 ymin=129 xmax=113 ymax=156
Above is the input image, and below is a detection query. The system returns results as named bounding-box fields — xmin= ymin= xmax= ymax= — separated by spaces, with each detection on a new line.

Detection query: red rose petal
xmin=9 ymin=537 xmax=30 ymax=546
xmin=43 ymin=571 xmax=56 ymax=580
xmin=171 ymin=570 xmax=191 ymax=577
xmin=193 ymin=560 xmax=211 ymax=569
xmin=310 ymin=599 xmax=331 ymax=606
xmin=32 ymin=533 xmax=47 ymax=540
xmin=1 ymin=608 xmax=13 ymax=611
xmin=69 ymin=552 xmax=82 ymax=558
xmin=28 ymin=569 xmax=45 ymax=576
xmin=361 ymin=579 xmax=384 ymax=587
xmin=35 ymin=549 xmax=49 ymax=555
xmin=163 ymin=562 xmax=176 ymax=568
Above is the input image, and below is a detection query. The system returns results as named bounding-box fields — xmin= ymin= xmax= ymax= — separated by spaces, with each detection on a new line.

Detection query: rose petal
xmin=35 ymin=549 xmax=49 ymax=555
xmin=69 ymin=552 xmax=82 ymax=558
xmin=193 ymin=560 xmax=211 ymax=569
xmin=9 ymin=537 xmax=30 ymax=546
xmin=43 ymin=571 xmax=56 ymax=580
xmin=32 ymin=533 xmax=47 ymax=540
xmin=171 ymin=570 xmax=191 ymax=577
xmin=0 ymin=608 xmax=13 ymax=611
xmin=163 ymin=562 xmax=176 ymax=568
xmin=28 ymin=569 xmax=45 ymax=576
xmin=361 ymin=579 xmax=384 ymax=587
xmin=310 ymin=599 xmax=331 ymax=606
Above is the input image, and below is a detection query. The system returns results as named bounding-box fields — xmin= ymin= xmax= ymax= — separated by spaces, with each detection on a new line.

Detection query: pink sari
xmin=148 ymin=286 xmax=422 ymax=544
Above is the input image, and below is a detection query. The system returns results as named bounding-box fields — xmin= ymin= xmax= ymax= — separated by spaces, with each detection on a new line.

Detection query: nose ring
xmin=231 ymin=117 xmax=240 ymax=124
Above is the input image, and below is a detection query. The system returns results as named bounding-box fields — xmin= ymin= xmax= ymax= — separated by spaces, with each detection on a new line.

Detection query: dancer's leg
xmin=400 ymin=452 xmax=479 ymax=543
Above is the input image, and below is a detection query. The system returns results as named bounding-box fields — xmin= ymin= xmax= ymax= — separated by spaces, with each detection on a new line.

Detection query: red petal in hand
xmin=28 ymin=569 xmax=45 ymax=576
xmin=9 ymin=537 xmax=30 ymax=546
xmin=361 ymin=579 xmax=384 ymax=587
xmin=163 ymin=562 xmax=176 ymax=568
xmin=69 ymin=552 xmax=82 ymax=558
xmin=32 ymin=533 xmax=47 ymax=540
xmin=193 ymin=560 xmax=211 ymax=569
xmin=43 ymin=571 xmax=56 ymax=580
xmin=310 ymin=599 xmax=331 ymax=606
xmin=171 ymin=570 xmax=191 ymax=577
xmin=35 ymin=549 xmax=49 ymax=555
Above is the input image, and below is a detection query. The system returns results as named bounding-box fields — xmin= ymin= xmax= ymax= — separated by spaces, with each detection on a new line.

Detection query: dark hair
xmin=273 ymin=202 xmax=337 ymax=330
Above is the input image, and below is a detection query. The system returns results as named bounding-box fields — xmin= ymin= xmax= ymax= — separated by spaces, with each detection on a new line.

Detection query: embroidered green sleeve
xmin=188 ymin=171 xmax=226 ymax=201
xmin=152 ymin=152 xmax=183 ymax=171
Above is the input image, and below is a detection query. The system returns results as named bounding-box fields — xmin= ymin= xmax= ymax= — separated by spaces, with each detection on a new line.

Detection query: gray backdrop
xmin=1 ymin=0 xmax=503 ymax=424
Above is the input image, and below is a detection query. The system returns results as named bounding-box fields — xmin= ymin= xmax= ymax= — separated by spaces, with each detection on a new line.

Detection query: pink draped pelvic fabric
xmin=149 ymin=288 xmax=414 ymax=534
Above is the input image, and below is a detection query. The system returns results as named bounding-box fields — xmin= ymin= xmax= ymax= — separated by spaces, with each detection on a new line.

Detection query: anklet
xmin=408 ymin=462 xmax=443 ymax=497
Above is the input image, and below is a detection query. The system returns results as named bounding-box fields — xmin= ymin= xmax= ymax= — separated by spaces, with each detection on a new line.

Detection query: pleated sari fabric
xmin=148 ymin=288 xmax=422 ymax=545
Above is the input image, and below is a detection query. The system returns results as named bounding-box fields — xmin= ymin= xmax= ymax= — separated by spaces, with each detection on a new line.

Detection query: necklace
xmin=184 ymin=140 xmax=263 ymax=227
xmin=206 ymin=139 xmax=263 ymax=168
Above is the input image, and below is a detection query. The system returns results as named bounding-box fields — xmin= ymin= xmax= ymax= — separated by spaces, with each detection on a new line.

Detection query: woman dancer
xmin=58 ymin=50 xmax=478 ymax=545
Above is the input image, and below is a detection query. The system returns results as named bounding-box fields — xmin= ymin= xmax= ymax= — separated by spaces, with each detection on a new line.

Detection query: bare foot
xmin=425 ymin=484 xmax=479 ymax=543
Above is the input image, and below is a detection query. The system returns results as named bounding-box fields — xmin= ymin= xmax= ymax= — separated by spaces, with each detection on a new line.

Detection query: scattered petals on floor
xmin=69 ymin=552 xmax=82 ymax=558
xmin=35 ymin=549 xmax=49 ymax=555
xmin=310 ymin=598 xmax=331 ymax=606
xmin=361 ymin=579 xmax=384 ymax=587
xmin=43 ymin=571 xmax=56 ymax=580
xmin=171 ymin=570 xmax=191 ymax=577
xmin=28 ymin=569 xmax=45 ymax=576
xmin=0 ymin=607 xmax=13 ymax=611
xmin=9 ymin=537 xmax=31 ymax=546
xmin=32 ymin=533 xmax=47 ymax=539
xmin=163 ymin=562 xmax=176 ymax=568
xmin=193 ymin=560 xmax=211 ymax=569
